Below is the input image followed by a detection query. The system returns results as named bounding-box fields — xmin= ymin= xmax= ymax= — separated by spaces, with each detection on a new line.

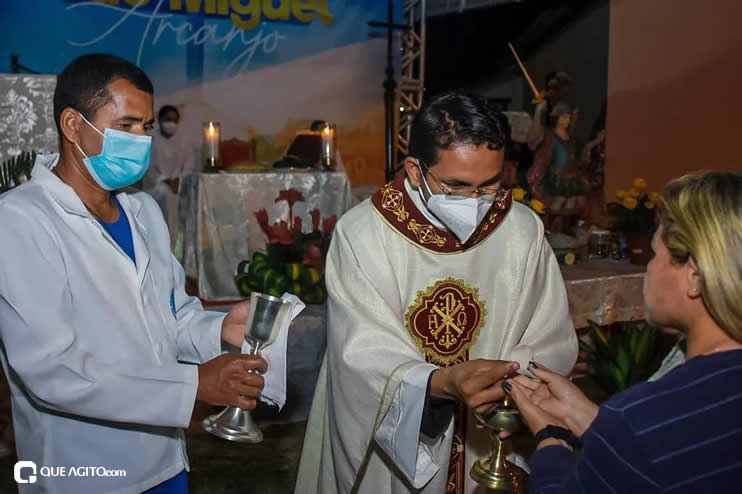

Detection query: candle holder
xmin=203 ymin=121 xmax=222 ymax=173
xmin=319 ymin=123 xmax=336 ymax=170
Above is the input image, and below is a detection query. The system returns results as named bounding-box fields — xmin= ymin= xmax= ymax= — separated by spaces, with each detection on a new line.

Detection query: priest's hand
xmin=196 ymin=353 xmax=267 ymax=410
xmin=430 ymin=359 xmax=519 ymax=414
xmin=221 ymin=300 xmax=251 ymax=349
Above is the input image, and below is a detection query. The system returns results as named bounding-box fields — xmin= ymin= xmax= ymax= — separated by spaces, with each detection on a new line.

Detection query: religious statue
xmin=526 ymin=99 xmax=585 ymax=233
xmin=506 ymin=45 xmax=583 ymax=230
xmin=580 ymin=127 xmax=607 ymax=225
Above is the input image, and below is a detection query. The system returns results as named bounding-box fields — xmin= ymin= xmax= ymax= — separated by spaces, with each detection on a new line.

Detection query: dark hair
xmin=310 ymin=120 xmax=327 ymax=131
xmin=545 ymin=71 xmax=558 ymax=87
xmin=158 ymin=105 xmax=179 ymax=121
xmin=409 ymin=90 xmax=506 ymax=166
xmin=53 ymin=53 xmax=154 ymax=135
xmin=495 ymin=111 xmax=514 ymax=158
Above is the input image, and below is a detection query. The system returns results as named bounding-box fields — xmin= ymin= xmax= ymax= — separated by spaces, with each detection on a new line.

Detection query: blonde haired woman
xmin=505 ymin=171 xmax=742 ymax=493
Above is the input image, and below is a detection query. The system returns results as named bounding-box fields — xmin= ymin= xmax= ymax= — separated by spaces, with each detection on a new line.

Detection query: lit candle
xmin=320 ymin=123 xmax=334 ymax=169
xmin=203 ymin=121 xmax=221 ymax=171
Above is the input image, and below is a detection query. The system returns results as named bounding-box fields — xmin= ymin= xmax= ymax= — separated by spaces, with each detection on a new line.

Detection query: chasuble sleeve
xmin=503 ymin=212 xmax=577 ymax=376
xmin=324 ymin=220 xmax=448 ymax=491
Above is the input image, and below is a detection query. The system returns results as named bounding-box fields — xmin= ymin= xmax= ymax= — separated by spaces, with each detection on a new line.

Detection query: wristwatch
xmin=534 ymin=425 xmax=581 ymax=451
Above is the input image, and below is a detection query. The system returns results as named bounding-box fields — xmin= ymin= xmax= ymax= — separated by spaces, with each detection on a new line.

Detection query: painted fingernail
xmin=529 ymin=361 xmax=538 ymax=369
xmin=503 ymin=381 xmax=512 ymax=393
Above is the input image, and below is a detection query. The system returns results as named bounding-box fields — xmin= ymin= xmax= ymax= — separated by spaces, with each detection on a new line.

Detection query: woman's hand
xmin=504 ymin=376 xmax=567 ymax=439
xmin=505 ymin=362 xmax=599 ymax=437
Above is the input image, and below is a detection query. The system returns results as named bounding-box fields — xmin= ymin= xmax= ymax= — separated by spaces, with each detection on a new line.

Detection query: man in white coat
xmin=295 ymin=91 xmax=577 ymax=494
xmin=0 ymin=54 xmax=267 ymax=493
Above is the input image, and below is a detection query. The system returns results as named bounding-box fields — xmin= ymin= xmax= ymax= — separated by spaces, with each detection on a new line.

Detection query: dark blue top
xmin=98 ymin=195 xmax=136 ymax=264
xmin=529 ymin=348 xmax=742 ymax=493
xmin=143 ymin=470 xmax=187 ymax=494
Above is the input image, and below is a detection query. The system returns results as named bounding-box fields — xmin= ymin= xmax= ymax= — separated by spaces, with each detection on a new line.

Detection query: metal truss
xmin=395 ymin=0 xmax=427 ymax=173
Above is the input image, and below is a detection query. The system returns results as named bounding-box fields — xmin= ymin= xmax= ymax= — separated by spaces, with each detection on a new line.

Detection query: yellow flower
xmin=616 ymin=189 xmax=628 ymax=199
xmin=650 ymin=192 xmax=660 ymax=202
xmin=629 ymin=187 xmax=641 ymax=198
xmin=529 ymin=199 xmax=545 ymax=214
xmin=644 ymin=201 xmax=655 ymax=209
xmin=633 ymin=177 xmax=647 ymax=189
xmin=622 ymin=197 xmax=638 ymax=210
xmin=512 ymin=187 xmax=527 ymax=202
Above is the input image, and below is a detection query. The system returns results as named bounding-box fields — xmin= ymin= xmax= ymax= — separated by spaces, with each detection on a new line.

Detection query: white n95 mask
xmin=419 ymin=173 xmax=493 ymax=243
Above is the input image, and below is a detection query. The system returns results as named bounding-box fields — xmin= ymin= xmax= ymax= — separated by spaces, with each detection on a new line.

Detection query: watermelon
xmin=306 ymin=267 xmax=322 ymax=285
xmin=235 ymin=273 xmax=252 ymax=296
xmin=248 ymin=254 xmax=271 ymax=278
xmin=237 ymin=260 xmax=250 ymax=275
xmin=291 ymin=281 xmax=304 ymax=297
xmin=261 ymin=269 xmax=279 ymax=291
xmin=285 ymin=262 xmax=306 ymax=282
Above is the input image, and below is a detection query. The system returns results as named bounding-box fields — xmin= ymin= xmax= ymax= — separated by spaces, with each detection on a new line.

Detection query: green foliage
xmin=580 ymin=320 xmax=665 ymax=394
xmin=235 ymin=227 xmax=332 ymax=305
xmin=0 ymin=151 xmax=35 ymax=193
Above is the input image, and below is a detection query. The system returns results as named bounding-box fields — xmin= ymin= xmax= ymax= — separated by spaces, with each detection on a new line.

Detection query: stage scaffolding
xmin=394 ymin=0 xmax=427 ymax=176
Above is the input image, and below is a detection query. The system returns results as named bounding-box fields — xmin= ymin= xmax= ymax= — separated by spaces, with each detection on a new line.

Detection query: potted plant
xmin=611 ymin=178 xmax=658 ymax=264
xmin=511 ymin=186 xmax=545 ymax=215
xmin=579 ymin=320 xmax=672 ymax=395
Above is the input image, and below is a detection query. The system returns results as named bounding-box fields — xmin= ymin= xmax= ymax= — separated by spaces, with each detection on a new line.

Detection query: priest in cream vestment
xmin=295 ymin=92 xmax=577 ymax=494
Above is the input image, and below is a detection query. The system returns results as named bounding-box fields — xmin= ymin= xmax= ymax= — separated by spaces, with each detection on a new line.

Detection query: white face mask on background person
xmin=160 ymin=121 xmax=178 ymax=136
xmin=418 ymin=168 xmax=494 ymax=243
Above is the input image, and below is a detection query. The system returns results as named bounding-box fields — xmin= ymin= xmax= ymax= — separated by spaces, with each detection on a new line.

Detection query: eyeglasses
xmin=418 ymin=160 xmax=504 ymax=197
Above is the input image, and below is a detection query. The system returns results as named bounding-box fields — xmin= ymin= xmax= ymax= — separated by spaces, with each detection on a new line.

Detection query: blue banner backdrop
xmin=0 ymin=0 xmax=402 ymax=184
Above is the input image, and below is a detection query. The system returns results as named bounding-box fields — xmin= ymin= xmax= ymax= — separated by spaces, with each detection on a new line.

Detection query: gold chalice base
xmin=470 ymin=399 xmax=527 ymax=492
xmin=471 ymin=456 xmax=515 ymax=491
xmin=470 ymin=436 xmax=527 ymax=493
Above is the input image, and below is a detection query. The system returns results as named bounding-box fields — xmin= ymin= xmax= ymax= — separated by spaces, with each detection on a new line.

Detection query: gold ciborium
xmin=470 ymin=395 xmax=527 ymax=492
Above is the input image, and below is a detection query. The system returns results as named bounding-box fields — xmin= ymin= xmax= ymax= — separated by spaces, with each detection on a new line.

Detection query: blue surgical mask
xmin=75 ymin=113 xmax=152 ymax=190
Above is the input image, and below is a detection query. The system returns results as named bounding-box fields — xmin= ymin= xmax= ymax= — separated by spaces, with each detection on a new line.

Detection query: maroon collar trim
xmin=371 ymin=174 xmax=512 ymax=254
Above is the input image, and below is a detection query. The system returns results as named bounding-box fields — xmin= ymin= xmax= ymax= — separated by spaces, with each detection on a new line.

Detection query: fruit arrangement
xmin=236 ymin=250 xmax=327 ymax=303
xmin=235 ymin=189 xmax=336 ymax=304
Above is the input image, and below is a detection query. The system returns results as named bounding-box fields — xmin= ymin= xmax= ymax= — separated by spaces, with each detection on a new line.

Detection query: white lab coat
xmin=0 ymin=154 xmax=223 ymax=493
